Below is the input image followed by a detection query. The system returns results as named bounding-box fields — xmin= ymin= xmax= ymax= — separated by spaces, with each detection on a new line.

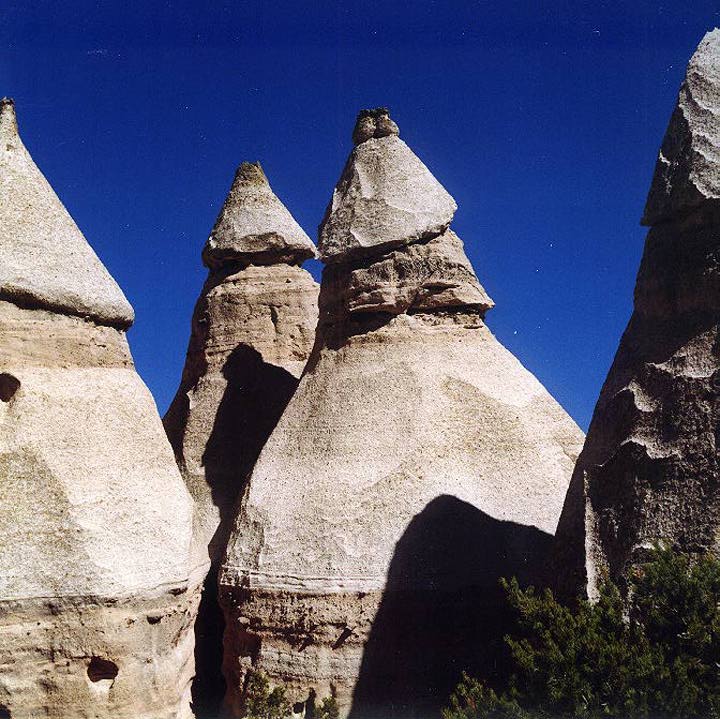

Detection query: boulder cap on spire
xmin=642 ymin=29 xmax=720 ymax=226
xmin=0 ymin=98 xmax=134 ymax=327
xmin=319 ymin=108 xmax=457 ymax=264
xmin=202 ymin=161 xmax=317 ymax=270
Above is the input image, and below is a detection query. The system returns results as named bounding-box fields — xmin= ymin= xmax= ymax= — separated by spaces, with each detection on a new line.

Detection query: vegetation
xmin=244 ymin=669 xmax=338 ymax=719
xmin=443 ymin=547 xmax=720 ymax=719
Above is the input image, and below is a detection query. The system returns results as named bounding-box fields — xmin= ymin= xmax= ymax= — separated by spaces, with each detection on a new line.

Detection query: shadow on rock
xmin=192 ymin=344 xmax=299 ymax=718
xmin=349 ymin=494 xmax=552 ymax=719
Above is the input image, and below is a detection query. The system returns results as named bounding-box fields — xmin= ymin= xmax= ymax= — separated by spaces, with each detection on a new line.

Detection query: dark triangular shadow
xmin=349 ymin=494 xmax=552 ymax=719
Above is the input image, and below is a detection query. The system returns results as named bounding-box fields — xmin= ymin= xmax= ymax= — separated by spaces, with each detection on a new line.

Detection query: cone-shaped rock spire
xmin=0 ymin=98 xmax=133 ymax=327
xmin=219 ymin=110 xmax=584 ymax=718
xmin=552 ymin=30 xmax=720 ymax=601
xmin=319 ymin=109 xmax=457 ymax=264
xmin=202 ymin=161 xmax=316 ymax=269
xmin=0 ymin=102 xmax=198 ymax=718
xmin=164 ymin=162 xmax=319 ymax=715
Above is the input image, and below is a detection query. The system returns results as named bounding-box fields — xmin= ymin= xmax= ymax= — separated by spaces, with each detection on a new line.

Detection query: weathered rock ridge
xmin=0 ymin=101 xmax=199 ymax=718
xmin=164 ymin=163 xmax=319 ymax=715
xmin=552 ymin=29 xmax=720 ymax=601
xmin=219 ymin=110 xmax=584 ymax=718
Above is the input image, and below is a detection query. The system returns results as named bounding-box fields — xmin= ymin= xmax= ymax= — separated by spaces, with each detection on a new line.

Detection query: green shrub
xmin=243 ymin=669 xmax=338 ymax=719
xmin=443 ymin=547 xmax=720 ymax=719
xmin=245 ymin=670 xmax=288 ymax=719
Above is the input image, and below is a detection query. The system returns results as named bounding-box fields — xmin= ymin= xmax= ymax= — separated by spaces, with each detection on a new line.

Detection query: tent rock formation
xmin=0 ymin=99 xmax=199 ymax=719
xmin=552 ymin=29 xmax=720 ymax=600
xmin=219 ymin=110 xmax=584 ymax=718
xmin=164 ymin=161 xmax=319 ymax=715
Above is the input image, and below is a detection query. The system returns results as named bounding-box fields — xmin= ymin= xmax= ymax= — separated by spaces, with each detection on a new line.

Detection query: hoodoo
xmin=219 ymin=108 xmax=585 ymax=718
xmin=0 ymin=99 xmax=199 ymax=718
xmin=553 ymin=30 xmax=720 ymax=601
xmin=164 ymin=161 xmax=319 ymax=714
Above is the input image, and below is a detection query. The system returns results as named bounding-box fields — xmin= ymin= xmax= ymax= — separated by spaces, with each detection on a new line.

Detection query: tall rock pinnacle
xmin=552 ymin=30 xmax=720 ymax=601
xmin=164 ymin=162 xmax=319 ymax=715
xmin=218 ymin=109 xmax=584 ymax=718
xmin=0 ymin=101 xmax=199 ymax=718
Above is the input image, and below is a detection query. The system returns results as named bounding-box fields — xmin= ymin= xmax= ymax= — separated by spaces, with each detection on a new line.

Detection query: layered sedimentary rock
xmin=219 ymin=109 xmax=584 ymax=718
xmin=552 ymin=30 xmax=720 ymax=601
xmin=164 ymin=162 xmax=318 ymax=714
xmin=0 ymin=99 xmax=199 ymax=719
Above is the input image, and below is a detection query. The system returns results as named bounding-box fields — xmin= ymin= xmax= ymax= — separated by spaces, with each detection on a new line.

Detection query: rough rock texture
xmin=0 ymin=99 xmax=133 ymax=328
xmin=202 ymin=162 xmax=317 ymax=270
xmin=318 ymin=120 xmax=457 ymax=265
xmin=164 ymin=165 xmax=319 ymax=716
xmin=220 ymin=111 xmax=584 ymax=719
xmin=324 ymin=230 xmax=494 ymax=317
xmin=552 ymin=30 xmax=720 ymax=602
xmin=0 ymin=104 xmax=199 ymax=719
xmin=643 ymin=30 xmax=720 ymax=226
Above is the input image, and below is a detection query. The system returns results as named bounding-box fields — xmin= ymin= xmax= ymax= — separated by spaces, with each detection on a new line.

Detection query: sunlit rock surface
xmin=219 ymin=109 xmax=584 ymax=719
xmin=0 ymin=100 xmax=199 ymax=719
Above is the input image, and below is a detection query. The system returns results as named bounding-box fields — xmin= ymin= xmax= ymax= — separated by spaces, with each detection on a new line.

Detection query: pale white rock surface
xmin=643 ymin=29 xmax=720 ymax=225
xmin=220 ymin=110 xmax=584 ymax=719
xmin=0 ymin=102 xmax=199 ymax=719
xmin=0 ymin=99 xmax=133 ymax=327
xmin=318 ymin=130 xmax=457 ymax=264
xmin=203 ymin=161 xmax=317 ymax=269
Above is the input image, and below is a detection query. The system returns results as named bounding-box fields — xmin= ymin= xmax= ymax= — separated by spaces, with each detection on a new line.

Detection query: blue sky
xmin=2 ymin=1 xmax=719 ymax=430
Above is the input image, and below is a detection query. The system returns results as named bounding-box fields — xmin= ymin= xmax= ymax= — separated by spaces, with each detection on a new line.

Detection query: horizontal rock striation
xmin=0 ymin=101 xmax=199 ymax=719
xmin=552 ymin=29 xmax=720 ymax=601
xmin=220 ymin=110 xmax=584 ymax=718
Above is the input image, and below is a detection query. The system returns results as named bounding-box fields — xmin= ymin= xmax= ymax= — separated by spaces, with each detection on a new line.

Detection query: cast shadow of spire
xmin=192 ymin=344 xmax=299 ymax=719
xmin=349 ymin=494 xmax=552 ymax=719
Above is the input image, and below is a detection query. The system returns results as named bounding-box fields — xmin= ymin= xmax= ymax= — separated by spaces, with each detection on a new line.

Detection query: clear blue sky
xmin=2 ymin=1 xmax=719 ymax=430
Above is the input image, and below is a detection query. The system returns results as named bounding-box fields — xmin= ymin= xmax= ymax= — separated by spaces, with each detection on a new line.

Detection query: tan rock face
xmin=0 ymin=104 xmax=198 ymax=719
xmin=552 ymin=31 xmax=720 ymax=601
xmin=220 ymin=111 xmax=584 ymax=718
xmin=164 ymin=263 xmax=319 ymax=567
xmin=165 ymin=164 xmax=319 ymax=717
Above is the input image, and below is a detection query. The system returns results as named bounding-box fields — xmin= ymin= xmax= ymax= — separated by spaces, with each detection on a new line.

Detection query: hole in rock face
xmin=0 ymin=704 xmax=11 ymax=718
xmin=87 ymin=657 xmax=119 ymax=683
xmin=0 ymin=374 xmax=20 ymax=402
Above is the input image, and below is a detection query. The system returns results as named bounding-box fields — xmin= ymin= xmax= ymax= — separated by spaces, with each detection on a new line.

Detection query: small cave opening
xmin=87 ymin=657 xmax=119 ymax=683
xmin=0 ymin=704 xmax=11 ymax=719
xmin=0 ymin=373 xmax=20 ymax=402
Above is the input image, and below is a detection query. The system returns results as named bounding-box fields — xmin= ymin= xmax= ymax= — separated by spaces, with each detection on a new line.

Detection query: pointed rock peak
xmin=642 ymin=29 xmax=720 ymax=226
xmin=319 ymin=112 xmax=457 ymax=265
xmin=202 ymin=162 xmax=317 ymax=270
xmin=234 ymin=160 xmax=269 ymax=186
xmin=352 ymin=107 xmax=400 ymax=145
xmin=0 ymin=98 xmax=18 ymax=140
xmin=0 ymin=101 xmax=134 ymax=327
